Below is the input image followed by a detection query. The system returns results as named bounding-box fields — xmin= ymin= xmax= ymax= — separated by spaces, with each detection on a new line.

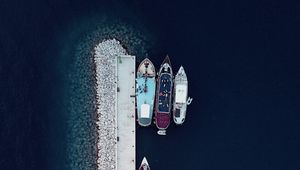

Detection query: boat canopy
xmin=141 ymin=104 xmax=150 ymax=118
xmin=175 ymin=84 xmax=187 ymax=103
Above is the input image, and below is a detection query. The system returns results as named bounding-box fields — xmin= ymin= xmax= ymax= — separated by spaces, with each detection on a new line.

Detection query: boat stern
xmin=155 ymin=112 xmax=170 ymax=129
xmin=173 ymin=107 xmax=186 ymax=125
xmin=173 ymin=115 xmax=185 ymax=125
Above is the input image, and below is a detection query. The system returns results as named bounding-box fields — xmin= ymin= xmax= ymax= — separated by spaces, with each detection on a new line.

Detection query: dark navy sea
xmin=1 ymin=0 xmax=300 ymax=169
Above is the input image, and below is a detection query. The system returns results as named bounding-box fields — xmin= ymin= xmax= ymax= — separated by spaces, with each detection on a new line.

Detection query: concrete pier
xmin=94 ymin=39 xmax=135 ymax=170
xmin=116 ymin=55 xmax=136 ymax=170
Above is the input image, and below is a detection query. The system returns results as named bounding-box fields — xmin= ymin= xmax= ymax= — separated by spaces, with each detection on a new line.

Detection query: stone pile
xmin=94 ymin=39 xmax=126 ymax=170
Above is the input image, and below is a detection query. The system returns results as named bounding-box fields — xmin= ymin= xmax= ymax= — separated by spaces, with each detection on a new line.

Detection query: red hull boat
xmin=154 ymin=55 xmax=173 ymax=135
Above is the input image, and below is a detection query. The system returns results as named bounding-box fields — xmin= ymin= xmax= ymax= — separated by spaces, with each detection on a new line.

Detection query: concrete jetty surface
xmin=116 ymin=55 xmax=136 ymax=170
xmin=94 ymin=39 xmax=135 ymax=170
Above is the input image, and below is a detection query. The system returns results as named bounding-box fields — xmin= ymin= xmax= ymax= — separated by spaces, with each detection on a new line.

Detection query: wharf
xmin=94 ymin=39 xmax=136 ymax=170
xmin=116 ymin=55 xmax=136 ymax=170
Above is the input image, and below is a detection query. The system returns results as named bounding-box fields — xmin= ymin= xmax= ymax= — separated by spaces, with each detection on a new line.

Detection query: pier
xmin=116 ymin=55 xmax=136 ymax=170
xmin=94 ymin=39 xmax=135 ymax=170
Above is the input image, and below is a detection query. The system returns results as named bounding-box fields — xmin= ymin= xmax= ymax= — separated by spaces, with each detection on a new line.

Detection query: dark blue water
xmin=1 ymin=0 xmax=300 ymax=169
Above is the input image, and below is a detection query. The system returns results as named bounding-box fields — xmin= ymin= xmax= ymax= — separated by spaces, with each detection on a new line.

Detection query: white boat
xmin=173 ymin=66 xmax=192 ymax=125
xmin=139 ymin=157 xmax=151 ymax=170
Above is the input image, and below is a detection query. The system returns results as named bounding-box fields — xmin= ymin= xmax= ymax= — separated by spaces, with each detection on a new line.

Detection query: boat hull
xmin=155 ymin=56 xmax=173 ymax=134
xmin=136 ymin=58 xmax=156 ymax=127
xmin=173 ymin=66 xmax=188 ymax=125
xmin=139 ymin=157 xmax=150 ymax=170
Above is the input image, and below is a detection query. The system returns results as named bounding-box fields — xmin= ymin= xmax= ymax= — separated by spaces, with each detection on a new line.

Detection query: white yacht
xmin=173 ymin=66 xmax=192 ymax=125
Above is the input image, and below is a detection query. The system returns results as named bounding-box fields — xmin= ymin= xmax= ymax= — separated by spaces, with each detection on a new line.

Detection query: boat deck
xmin=158 ymin=73 xmax=172 ymax=112
xmin=136 ymin=76 xmax=156 ymax=125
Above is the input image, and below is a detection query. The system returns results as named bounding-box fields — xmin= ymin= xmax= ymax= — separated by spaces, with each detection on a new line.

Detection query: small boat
xmin=139 ymin=157 xmax=151 ymax=170
xmin=136 ymin=58 xmax=156 ymax=126
xmin=173 ymin=66 xmax=193 ymax=125
xmin=155 ymin=55 xmax=173 ymax=135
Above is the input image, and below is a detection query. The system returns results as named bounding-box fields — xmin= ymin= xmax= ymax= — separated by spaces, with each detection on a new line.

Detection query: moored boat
xmin=173 ymin=66 xmax=193 ymax=125
xmin=139 ymin=157 xmax=151 ymax=170
xmin=154 ymin=55 xmax=173 ymax=135
xmin=136 ymin=58 xmax=156 ymax=126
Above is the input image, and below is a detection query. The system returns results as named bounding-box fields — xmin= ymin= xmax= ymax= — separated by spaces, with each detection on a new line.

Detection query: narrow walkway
xmin=116 ymin=55 xmax=136 ymax=170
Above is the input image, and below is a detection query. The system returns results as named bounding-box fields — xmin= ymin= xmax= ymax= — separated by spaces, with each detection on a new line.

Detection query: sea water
xmin=1 ymin=0 xmax=300 ymax=170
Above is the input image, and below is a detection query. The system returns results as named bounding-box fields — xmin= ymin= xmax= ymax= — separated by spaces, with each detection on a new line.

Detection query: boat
xmin=173 ymin=66 xmax=193 ymax=125
xmin=154 ymin=55 xmax=173 ymax=135
xmin=139 ymin=157 xmax=151 ymax=170
xmin=136 ymin=58 xmax=156 ymax=126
